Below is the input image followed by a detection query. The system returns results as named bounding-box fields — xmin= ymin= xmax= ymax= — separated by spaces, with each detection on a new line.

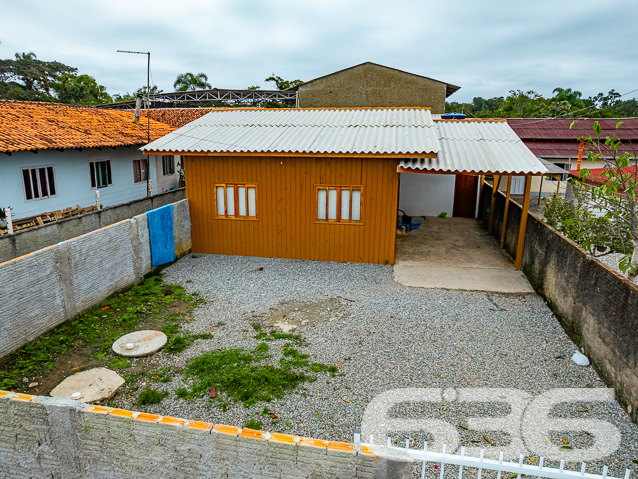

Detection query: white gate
xmin=354 ymin=433 xmax=632 ymax=479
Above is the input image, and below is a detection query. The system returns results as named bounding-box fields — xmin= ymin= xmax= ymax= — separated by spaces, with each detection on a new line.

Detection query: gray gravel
xmin=111 ymin=253 xmax=638 ymax=477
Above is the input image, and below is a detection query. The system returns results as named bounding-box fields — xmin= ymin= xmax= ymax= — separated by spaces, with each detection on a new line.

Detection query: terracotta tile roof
xmin=140 ymin=108 xmax=219 ymax=128
xmin=0 ymin=100 xmax=175 ymax=153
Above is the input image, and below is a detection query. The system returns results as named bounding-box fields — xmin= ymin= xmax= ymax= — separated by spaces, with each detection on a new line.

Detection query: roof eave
xmin=142 ymin=150 xmax=440 ymax=159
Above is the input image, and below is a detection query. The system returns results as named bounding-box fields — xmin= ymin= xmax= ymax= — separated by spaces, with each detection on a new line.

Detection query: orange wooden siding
xmin=185 ymin=156 xmax=399 ymax=264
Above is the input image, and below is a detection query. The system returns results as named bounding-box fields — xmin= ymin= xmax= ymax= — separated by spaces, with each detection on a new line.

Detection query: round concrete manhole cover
xmin=112 ymin=330 xmax=167 ymax=357
xmin=50 ymin=368 xmax=124 ymax=403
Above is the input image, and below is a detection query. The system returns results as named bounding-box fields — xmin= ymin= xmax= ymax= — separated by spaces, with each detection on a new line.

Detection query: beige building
xmin=295 ymin=62 xmax=460 ymax=114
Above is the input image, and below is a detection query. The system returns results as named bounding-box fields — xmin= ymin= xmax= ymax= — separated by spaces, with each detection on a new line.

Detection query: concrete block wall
xmin=0 ymin=188 xmax=185 ymax=263
xmin=480 ymin=184 xmax=638 ymax=424
xmin=0 ymin=199 xmax=191 ymax=359
xmin=0 ymin=391 xmax=411 ymax=478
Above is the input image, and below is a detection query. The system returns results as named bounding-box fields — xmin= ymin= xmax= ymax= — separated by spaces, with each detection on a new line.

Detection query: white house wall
xmin=154 ymin=154 xmax=180 ymax=194
xmin=399 ymin=172 xmax=455 ymax=217
xmin=0 ymin=147 xmax=156 ymax=219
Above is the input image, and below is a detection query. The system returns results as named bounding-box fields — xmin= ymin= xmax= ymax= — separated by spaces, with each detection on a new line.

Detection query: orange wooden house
xmin=142 ymin=108 xmax=548 ymax=265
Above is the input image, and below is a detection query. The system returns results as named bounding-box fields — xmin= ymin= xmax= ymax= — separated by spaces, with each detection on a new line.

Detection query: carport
xmin=394 ymin=119 xmax=548 ymax=292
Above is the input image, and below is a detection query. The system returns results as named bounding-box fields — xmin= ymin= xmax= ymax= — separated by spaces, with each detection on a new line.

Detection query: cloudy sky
xmin=2 ymin=0 xmax=637 ymax=103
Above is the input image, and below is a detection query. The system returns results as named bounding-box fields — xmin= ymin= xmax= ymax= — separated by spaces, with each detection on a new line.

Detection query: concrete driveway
xmin=394 ymin=217 xmax=535 ymax=293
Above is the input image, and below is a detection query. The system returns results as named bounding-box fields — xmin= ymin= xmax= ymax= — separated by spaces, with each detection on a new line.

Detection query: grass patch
xmin=149 ymin=367 xmax=173 ymax=383
xmin=164 ymin=333 xmax=213 ymax=354
xmin=138 ymin=388 xmax=168 ymax=405
xmin=182 ymin=346 xmax=310 ymax=406
xmin=253 ymin=330 xmax=305 ymax=346
xmin=0 ymin=275 xmax=203 ymax=391
xmin=108 ymin=357 xmax=131 ymax=370
xmin=244 ymin=418 xmax=263 ymax=430
xmin=180 ymin=336 xmax=338 ymax=407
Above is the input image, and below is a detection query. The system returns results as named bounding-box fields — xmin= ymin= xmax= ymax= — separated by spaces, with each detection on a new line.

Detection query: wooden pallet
xmin=0 ymin=205 xmax=97 ymax=235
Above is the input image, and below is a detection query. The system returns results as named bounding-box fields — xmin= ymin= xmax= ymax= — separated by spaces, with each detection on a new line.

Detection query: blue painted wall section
xmin=147 ymin=204 xmax=175 ymax=267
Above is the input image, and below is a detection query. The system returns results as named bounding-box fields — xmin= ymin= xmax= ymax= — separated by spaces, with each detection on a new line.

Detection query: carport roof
xmin=398 ymin=120 xmax=548 ymax=175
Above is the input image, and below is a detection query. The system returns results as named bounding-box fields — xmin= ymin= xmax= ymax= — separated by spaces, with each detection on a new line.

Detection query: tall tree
xmin=52 ymin=73 xmax=112 ymax=105
xmin=173 ymin=72 xmax=211 ymax=91
xmin=265 ymin=74 xmax=303 ymax=91
xmin=0 ymin=52 xmax=76 ymax=100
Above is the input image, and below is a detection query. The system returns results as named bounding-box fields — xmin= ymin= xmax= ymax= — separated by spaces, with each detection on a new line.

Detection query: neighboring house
xmin=567 ymin=165 xmax=638 ymax=190
xmin=141 ymin=107 xmax=546 ymax=265
xmin=0 ymin=101 xmax=176 ymax=219
xmin=293 ymin=62 xmax=460 ymax=114
xmin=507 ymin=118 xmax=638 ymax=197
xmin=142 ymin=108 xmax=219 ymax=128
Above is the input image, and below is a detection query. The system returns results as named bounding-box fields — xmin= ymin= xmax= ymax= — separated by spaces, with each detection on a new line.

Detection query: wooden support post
xmin=488 ymin=175 xmax=500 ymax=234
xmin=556 ymin=179 xmax=561 ymax=197
xmin=537 ymin=176 xmax=543 ymax=206
xmin=478 ymin=174 xmax=485 ymax=215
xmin=500 ymin=175 xmax=512 ymax=249
xmin=515 ymin=176 xmax=533 ymax=270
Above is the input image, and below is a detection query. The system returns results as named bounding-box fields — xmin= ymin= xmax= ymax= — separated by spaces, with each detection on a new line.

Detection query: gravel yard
xmin=111 ymin=253 xmax=637 ymax=476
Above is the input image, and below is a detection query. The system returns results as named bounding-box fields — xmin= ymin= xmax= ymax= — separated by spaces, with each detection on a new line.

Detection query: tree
xmin=546 ymin=121 xmax=638 ymax=278
xmin=51 ymin=73 xmax=112 ymax=105
xmin=0 ymin=52 xmax=76 ymax=100
xmin=173 ymin=72 xmax=211 ymax=91
xmin=112 ymin=85 xmax=163 ymax=103
xmin=265 ymin=74 xmax=303 ymax=91
xmin=552 ymin=87 xmax=585 ymax=110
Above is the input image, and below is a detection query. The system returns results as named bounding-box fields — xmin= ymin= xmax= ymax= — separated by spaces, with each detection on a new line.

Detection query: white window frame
xmin=21 ymin=165 xmax=58 ymax=202
xmin=89 ymin=160 xmax=113 ymax=189
xmin=133 ymin=158 xmax=149 ymax=184
xmin=214 ymin=183 xmax=258 ymax=220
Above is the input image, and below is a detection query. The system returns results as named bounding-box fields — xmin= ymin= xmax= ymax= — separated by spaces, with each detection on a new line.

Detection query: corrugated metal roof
xmin=522 ymin=140 xmax=636 ymax=159
xmin=399 ymin=121 xmax=548 ymax=175
xmin=186 ymin=108 xmax=436 ymax=127
xmin=141 ymin=108 xmax=441 ymax=155
xmin=539 ymin=159 xmax=570 ymax=175
xmin=142 ymin=109 xmax=548 ymax=175
xmin=507 ymin=118 xmax=638 ymax=141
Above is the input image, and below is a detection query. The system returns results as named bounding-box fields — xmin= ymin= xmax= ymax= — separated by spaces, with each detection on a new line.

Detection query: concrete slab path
xmin=394 ymin=217 xmax=534 ymax=293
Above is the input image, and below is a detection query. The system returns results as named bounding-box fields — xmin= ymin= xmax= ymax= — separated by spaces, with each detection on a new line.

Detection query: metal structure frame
xmin=97 ymin=89 xmax=298 ymax=110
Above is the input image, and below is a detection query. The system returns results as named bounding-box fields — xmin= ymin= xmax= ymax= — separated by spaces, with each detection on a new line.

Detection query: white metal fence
xmin=354 ymin=433 xmax=631 ymax=479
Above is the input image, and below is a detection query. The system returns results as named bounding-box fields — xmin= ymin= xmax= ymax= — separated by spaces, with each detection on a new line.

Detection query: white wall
xmin=0 ymin=147 xmax=157 ymax=219
xmin=154 ymin=154 xmax=180 ymax=194
xmin=398 ymin=173 xmax=456 ymax=217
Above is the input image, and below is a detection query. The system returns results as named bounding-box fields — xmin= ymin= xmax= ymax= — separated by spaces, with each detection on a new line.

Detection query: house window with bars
xmin=22 ymin=165 xmax=57 ymax=201
xmin=89 ymin=160 xmax=112 ymax=189
xmin=133 ymin=158 xmax=149 ymax=184
xmin=162 ymin=155 xmax=175 ymax=176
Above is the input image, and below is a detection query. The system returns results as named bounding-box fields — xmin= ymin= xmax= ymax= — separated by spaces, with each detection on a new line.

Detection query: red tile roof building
xmin=507 ymin=118 xmax=638 ymax=159
xmin=0 ymin=100 xmax=175 ymax=153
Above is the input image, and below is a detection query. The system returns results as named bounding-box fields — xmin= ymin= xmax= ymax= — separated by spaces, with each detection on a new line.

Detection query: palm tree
xmin=552 ymin=87 xmax=585 ymax=109
xmin=173 ymin=72 xmax=211 ymax=91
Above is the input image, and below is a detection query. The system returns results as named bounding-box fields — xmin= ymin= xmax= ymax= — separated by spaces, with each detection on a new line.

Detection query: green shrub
xmin=138 ymin=388 xmax=168 ymax=405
